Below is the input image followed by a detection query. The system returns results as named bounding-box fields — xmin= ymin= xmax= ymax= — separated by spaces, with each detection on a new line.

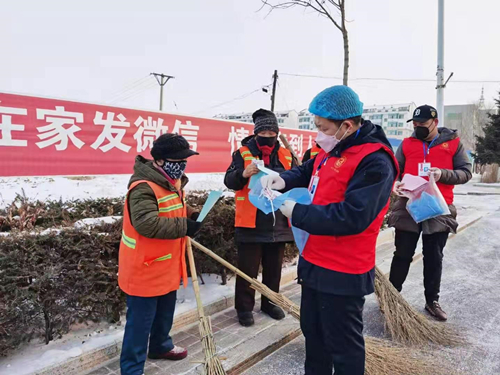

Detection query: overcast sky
xmin=1 ymin=0 xmax=499 ymax=117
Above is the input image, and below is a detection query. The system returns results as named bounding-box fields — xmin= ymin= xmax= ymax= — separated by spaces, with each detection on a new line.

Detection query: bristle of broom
xmin=250 ymin=283 xmax=452 ymax=375
xmin=365 ymin=337 xmax=453 ymax=375
xmin=199 ymin=316 xmax=226 ymax=375
xmin=374 ymin=266 xmax=463 ymax=347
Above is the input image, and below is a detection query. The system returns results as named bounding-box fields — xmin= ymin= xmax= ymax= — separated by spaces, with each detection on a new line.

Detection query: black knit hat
xmin=252 ymin=109 xmax=280 ymax=135
xmin=150 ymin=133 xmax=199 ymax=160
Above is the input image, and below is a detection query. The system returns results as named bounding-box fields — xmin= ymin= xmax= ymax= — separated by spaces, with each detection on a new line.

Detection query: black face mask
xmin=415 ymin=126 xmax=430 ymax=141
xmin=256 ymin=135 xmax=277 ymax=147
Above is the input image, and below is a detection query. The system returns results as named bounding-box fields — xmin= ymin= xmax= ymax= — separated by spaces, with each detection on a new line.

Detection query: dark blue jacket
xmin=280 ymin=121 xmax=397 ymax=296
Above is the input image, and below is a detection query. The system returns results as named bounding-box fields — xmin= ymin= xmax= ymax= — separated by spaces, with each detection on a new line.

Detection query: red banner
xmin=0 ymin=92 xmax=316 ymax=177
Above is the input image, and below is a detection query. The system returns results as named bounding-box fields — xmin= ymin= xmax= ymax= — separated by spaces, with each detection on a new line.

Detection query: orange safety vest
xmin=234 ymin=146 xmax=293 ymax=228
xmin=118 ymin=180 xmax=188 ymax=297
xmin=310 ymin=144 xmax=321 ymax=158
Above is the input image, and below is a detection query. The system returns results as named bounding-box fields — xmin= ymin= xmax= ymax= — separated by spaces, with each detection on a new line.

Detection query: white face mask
xmin=315 ymin=123 xmax=349 ymax=153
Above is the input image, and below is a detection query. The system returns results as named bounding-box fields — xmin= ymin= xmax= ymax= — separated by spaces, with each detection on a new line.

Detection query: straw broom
xmin=374 ymin=265 xmax=462 ymax=347
xmin=191 ymin=239 xmax=451 ymax=375
xmin=186 ymin=237 xmax=226 ymax=375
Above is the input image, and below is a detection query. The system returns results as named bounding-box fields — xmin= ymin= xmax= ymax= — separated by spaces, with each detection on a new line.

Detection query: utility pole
xmin=151 ymin=72 xmax=175 ymax=111
xmin=270 ymin=70 xmax=278 ymax=112
xmin=436 ymin=0 xmax=445 ymax=126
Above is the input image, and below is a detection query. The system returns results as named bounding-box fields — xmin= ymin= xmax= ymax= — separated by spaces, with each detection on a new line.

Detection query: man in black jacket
xmin=224 ymin=109 xmax=297 ymax=327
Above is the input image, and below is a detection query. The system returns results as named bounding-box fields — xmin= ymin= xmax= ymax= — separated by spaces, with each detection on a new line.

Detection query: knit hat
xmin=309 ymin=85 xmax=364 ymax=121
xmin=150 ymin=133 xmax=199 ymax=160
xmin=252 ymin=109 xmax=280 ymax=135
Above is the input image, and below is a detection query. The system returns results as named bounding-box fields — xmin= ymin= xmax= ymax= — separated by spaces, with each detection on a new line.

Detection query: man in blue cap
xmin=262 ymin=86 xmax=399 ymax=375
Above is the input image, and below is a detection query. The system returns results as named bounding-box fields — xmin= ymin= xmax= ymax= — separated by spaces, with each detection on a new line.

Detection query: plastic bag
xmin=248 ymin=175 xmax=312 ymax=254
xmin=404 ymin=174 xmax=450 ymax=223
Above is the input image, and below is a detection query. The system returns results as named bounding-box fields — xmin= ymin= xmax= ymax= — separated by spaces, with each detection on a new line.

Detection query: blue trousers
xmin=120 ymin=291 xmax=177 ymax=375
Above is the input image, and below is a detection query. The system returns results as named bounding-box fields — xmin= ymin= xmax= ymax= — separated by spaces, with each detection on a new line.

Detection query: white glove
xmin=279 ymin=200 xmax=296 ymax=218
xmin=428 ymin=167 xmax=442 ymax=182
xmin=260 ymin=174 xmax=286 ymax=190
xmin=393 ymin=181 xmax=406 ymax=197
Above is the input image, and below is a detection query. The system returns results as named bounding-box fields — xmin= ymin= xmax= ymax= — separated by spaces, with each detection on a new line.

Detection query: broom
xmin=191 ymin=239 xmax=451 ymax=375
xmin=374 ymin=266 xmax=462 ymax=347
xmin=278 ymin=138 xmax=461 ymax=347
xmin=186 ymin=237 xmax=226 ymax=375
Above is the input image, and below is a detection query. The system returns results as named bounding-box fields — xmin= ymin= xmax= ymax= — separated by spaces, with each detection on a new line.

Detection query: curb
xmin=32 ymin=268 xmax=298 ymax=375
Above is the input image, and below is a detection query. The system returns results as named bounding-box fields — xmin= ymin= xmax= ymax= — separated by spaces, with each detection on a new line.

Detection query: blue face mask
xmin=162 ymin=161 xmax=187 ymax=180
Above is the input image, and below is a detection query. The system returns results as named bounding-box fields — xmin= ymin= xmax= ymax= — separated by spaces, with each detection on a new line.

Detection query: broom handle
xmin=186 ymin=237 xmax=206 ymax=319
xmin=191 ymin=239 xmax=256 ymax=286
xmin=279 ymin=134 xmax=302 ymax=166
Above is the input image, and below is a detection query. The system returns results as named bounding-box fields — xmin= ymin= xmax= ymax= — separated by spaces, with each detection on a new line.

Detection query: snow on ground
xmin=0 ymin=173 xmax=226 ymax=208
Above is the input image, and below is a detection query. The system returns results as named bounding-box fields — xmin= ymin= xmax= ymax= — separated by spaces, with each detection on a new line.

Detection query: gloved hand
xmin=428 ymin=168 xmax=442 ymax=182
xmin=279 ymin=200 xmax=296 ymax=218
xmin=260 ymin=175 xmax=286 ymax=190
xmin=186 ymin=219 xmax=202 ymax=238
xmin=393 ymin=181 xmax=406 ymax=197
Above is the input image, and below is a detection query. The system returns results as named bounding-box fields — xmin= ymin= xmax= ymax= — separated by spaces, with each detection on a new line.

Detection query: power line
xmin=105 ymin=75 xmax=151 ymax=102
xmin=107 ymin=78 xmax=156 ymax=104
xmin=193 ymin=87 xmax=268 ymax=115
xmin=109 ymin=81 xmax=158 ymax=105
xmin=280 ymin=72 xmax=500 ymax=84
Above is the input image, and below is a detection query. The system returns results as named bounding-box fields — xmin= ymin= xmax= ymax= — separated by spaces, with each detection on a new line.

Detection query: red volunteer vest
xmin=303 ymin=144 xmax=398 ymax=274
xmin=119 ymin=180 xmax=188 ymax=297
xmin=235 ymin=146 xmax=293 ymax=228
xmin=402 ymin=137 xmax=460 ymax=205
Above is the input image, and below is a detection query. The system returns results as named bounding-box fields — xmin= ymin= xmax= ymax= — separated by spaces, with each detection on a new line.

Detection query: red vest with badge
xmin=235 ymin=146 xmax=293 ymax=228
xmin=401 ymin=137 xmax=459 ymax=205
xmin=119 ymin=180 xmax=188 ymax=297
xmin=303 ymin=144 xmax=398 ymax=274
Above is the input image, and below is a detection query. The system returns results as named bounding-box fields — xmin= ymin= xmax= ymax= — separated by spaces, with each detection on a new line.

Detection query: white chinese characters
xmin=133 ymin=116 xmax=169 ymax=152
xmin=91 ymin=111 xmax=131 ymax=153
xmin=36 ymin=106 xmax=85 ymax=150
xmin=0 ymin=105 xmax=28 ymax=147
xmin=228 ymin=126 xmax=250 ymax=155
xmin=173 ymin=120 xmax=199 ymax=152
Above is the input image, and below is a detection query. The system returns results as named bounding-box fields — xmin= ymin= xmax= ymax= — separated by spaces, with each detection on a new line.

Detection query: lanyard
xmin=422 ymin=135 xmax=439 ymax=162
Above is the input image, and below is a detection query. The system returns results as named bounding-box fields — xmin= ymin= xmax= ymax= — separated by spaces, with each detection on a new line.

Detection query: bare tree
xmin=261 ymin=0 xmax=349 ymax=85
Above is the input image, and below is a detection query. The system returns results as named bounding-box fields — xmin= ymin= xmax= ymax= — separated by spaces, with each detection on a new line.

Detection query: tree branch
xmin=314 ymin=0 xmax=343 ymax=31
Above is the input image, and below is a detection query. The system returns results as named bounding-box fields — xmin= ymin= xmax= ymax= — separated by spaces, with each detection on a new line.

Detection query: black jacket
xmin=280 ymin=121 xmax=398 ymax=296
xmin=224 ymin=136 xmax=296 ymax=244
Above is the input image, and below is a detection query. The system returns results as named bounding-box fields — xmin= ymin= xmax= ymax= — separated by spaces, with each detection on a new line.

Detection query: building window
xmin=384 ymin=118 xmax=388 ymax=122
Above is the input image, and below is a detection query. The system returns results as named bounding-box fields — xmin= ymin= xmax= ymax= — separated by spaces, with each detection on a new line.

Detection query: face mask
xmin=315 ymin=123 xmax=350 ymax=153
xmin=256 ymin=135 xmax=277 ymax=147
xmin=162 ymin=160 xmax=187 ymax=180
xmin=415 ymin=121 xmax=436 ymax=141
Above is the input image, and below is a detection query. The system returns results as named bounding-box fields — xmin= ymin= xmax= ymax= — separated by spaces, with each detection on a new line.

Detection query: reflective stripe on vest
xmin=310 ymin=145 xmax=321 ymax=157
xmin=402 ymin=137 xmax=459 ymax=205
xmin=303 ymin=144 xmax=399 ymax=274
xmin=118 ymin=180 xmax=188 ymax=297
xmin=234 ymin=146 xmax=293 ymax=228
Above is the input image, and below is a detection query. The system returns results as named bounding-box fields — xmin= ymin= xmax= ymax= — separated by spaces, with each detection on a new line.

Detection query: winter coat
xmin=127 ymin=156 xmax=197 ymax=239
xmin=388 ymin=128 xmax=472 ymax=234
xmin=224 ymin=136 xmax=297 ymax=243
xmin=280 ymin=121 xmax=398 ymax=296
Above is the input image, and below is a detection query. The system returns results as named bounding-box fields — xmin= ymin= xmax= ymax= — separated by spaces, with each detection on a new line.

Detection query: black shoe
xmin=237 ymin=310 xmax=254 ymax=327
xmin=262 ymin=304 xmax=285 ymax=320
xmin=425 ymin=301 xmax=448 ymax=321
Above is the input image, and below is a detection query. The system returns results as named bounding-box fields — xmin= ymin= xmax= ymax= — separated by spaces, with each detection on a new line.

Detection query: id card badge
xmin=418 ymin=162 xmax=431 ymax=177
xmin=308 ymin=175 xmax=320 ymax=200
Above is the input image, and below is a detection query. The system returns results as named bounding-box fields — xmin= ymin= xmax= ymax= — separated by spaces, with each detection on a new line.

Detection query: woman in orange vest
xmin=224 ymin=109 xmax=296 ymax=327
xmin=119 ymin=134 xmax=202 ymax=375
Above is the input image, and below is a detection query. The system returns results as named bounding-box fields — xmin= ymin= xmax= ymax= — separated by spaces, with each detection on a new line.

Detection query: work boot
xmin=148 ymin=345 xmax=188 ymax=361
xmin=262 ymin=304 xmax=285 ymax=321
xmin=237 ymin=310 xmax=255 ymax=327
xmin=425 ymin=301 xmax=448 ymax=321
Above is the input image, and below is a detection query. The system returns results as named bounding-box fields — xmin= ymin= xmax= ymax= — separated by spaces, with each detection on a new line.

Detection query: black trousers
xmin=389 ymin=229 xmax=449 ymax=304
xmin=301 ymin=285 xmax=365 ymax=375
xmin=235 ymin=242 xmax=285 ymax=312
